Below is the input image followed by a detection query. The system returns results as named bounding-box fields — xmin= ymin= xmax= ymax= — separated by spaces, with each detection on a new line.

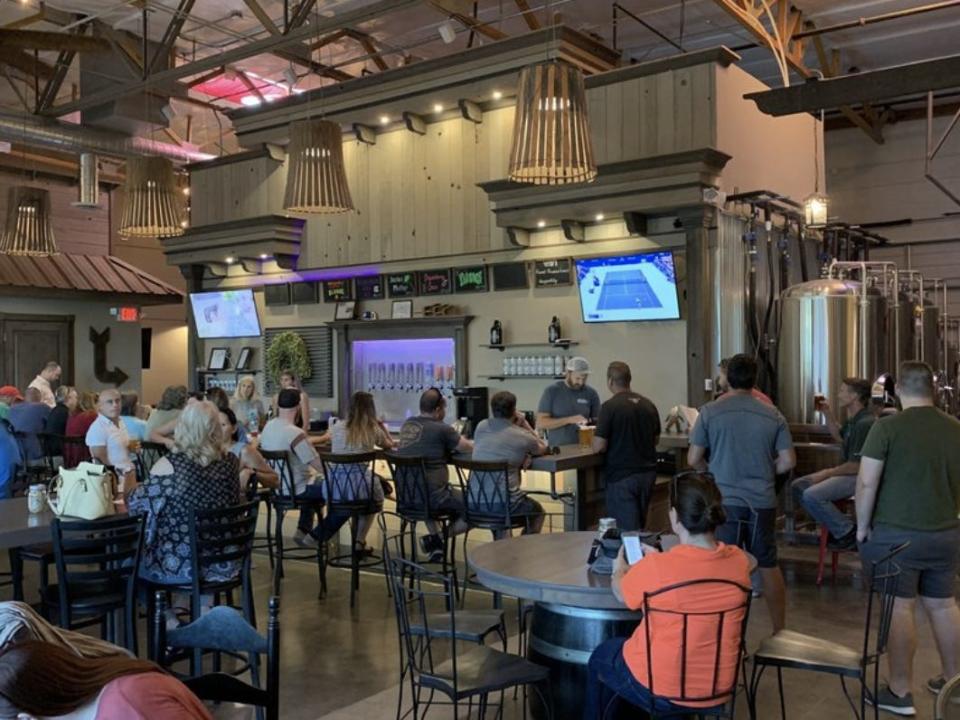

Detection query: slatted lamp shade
xmin=508 ymin=60 xmax=598 ymax=186
xmin=119 ymin=156 xmax=184 ymax=238
xmin=283 ymin=119 xmax=354 ymax=213
xmin=0 ymin=187 xmax=58 ymax=255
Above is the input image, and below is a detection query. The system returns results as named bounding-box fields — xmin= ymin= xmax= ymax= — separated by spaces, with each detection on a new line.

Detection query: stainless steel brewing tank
xmin=778 ymin=279 xmax=888 ymax=424
xmin=923 ymin=303 xmax=941 ymax=369
xmin=889 ymin=291 xmax=915 ymax=369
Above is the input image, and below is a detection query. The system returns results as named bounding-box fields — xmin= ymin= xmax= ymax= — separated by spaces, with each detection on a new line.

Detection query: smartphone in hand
xmin=623 ymin=534 xmax=644 ymax=565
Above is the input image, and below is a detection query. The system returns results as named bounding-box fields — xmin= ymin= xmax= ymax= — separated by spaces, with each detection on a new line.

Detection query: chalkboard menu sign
xmin=453 ymin=265 xmax=488 ymax=293
xmin=492 ymin=262 xmax=529 ymax=291
xmin=534 ymin=258 xmax=573 ymax=287
xmin=323 ymin=278 xmax=354 ymax=303
xmin=418 ymin=268 xmax=452 ymax=295
xmin=387 ymin=272 xmax=417 ymax=297
xmin=291 ymin=281 xmax=319 ymax=304
xmin=355 ymin=275 xmax=384 ymax=300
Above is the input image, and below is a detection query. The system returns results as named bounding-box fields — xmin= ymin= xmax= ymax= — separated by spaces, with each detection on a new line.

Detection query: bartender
xmin=536 ymin=356 xmax=601 ymax=446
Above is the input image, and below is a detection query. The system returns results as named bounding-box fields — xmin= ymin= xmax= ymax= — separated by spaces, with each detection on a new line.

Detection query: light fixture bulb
xmin=259 ymin=253 xmax=269 ymax=260
xmin=803 ymin=192 xmax=829 ymax=227
xmin=492 ymin=90 xmax=503 ymax=100
xmin=537 ymin=220 xmax=546 ymax=228
xmin=595 ymin=213 xmax=604 ymax=222
xmin=433 ymin=103 xmax=444 ymax=114
xmin=380 ymin=115 xmax=390 ymax=126
xmin=240 ymin=95 xmax=261 ymax=107
xmin=225 ymin=256 xmax=236 ymax=264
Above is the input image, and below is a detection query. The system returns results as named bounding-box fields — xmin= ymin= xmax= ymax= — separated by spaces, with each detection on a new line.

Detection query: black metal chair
xmin=260 ymin=449 xmax=325 ymax=597
xmin=319 ymin=450 xmax=382 ymax=609
xmin=936 ymin=672 xmax=960 ymax=720
xmin=135 ymin=440 xmax=168 ymax=481
xmin=243 ymin=462 xmax=277 ymax=573
xmin=37 ymin=431 xmax=62 ymax=473
xmin=143 ymin=500 xmax=260 ymax=665
xmin=154 ymin=591 xmax=280 ymax=720
xmin=12 ymin=430 xmax=53 ymax=489
xmin=600 ymin=578 xmax=753 ymax=720
xmin=385 ymin=546 xmax=553 ymax=720
xmin=747 ymin=542 xmax=909 ymax=720
xmin=385 ymin=453 xmax=460 ymax=587
xmin=45 ymin=514 xmax=145 ymax=653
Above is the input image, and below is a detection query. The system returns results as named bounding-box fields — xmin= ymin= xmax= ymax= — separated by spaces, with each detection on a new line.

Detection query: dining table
xmin=0 ymin=497 xmax=54 ymax=549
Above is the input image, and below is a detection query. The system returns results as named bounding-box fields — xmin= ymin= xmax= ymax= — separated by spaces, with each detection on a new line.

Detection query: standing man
xmin=856 ymin=362 xmax=960 ymax=717
xmin=28 ymin=361 xmax=60 ymax=409
xmin=716 ymin=357 xmax=773 ymax=405
xmin=687 ymin=353 xmax=795 ymax=633
xmin=592 ymin=362 xmax=661 ymax=531
xmin=85 ymin=389 xmax=137 ymax=494
xmin=790 ymin=377 xmax=874 ymax=551
xmin=536 ymin=356 xmax=601 ymax=446
xmin=397 ymin=388 xmax=473 ymax=561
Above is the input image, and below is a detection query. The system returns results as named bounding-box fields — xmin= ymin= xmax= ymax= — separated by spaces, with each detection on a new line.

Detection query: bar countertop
xmin=529 ymin=432 xmax=689 ymax=472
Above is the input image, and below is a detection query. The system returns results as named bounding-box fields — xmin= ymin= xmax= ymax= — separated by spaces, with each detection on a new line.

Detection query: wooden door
xmin=0 ymin=315 xmax=74 ymax=389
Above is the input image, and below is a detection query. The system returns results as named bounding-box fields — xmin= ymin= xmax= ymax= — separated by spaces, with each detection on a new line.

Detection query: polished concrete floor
xmin=9 ymin=536 xmax=950 ymax=719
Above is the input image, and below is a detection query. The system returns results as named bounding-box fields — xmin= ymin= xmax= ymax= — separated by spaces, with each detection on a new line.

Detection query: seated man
xmin=0 ymin=420 xmax=22 ymax=499
xmin=259 ymin=388 xmax=327 ymax=547
xmin=471 ymin=391 xmax=548 ymax=535
xmin=0 ymin=386 xmax=23 ymax=424
xmin=8 ymin=388 xmax=50 ymax=465
xmin=397 ymin=388 xmax=473 ymax=562
xmin=790 ymin=377 xmax=874 ymax=551
xmin=85 ymin=389 xmax=136 ymax=494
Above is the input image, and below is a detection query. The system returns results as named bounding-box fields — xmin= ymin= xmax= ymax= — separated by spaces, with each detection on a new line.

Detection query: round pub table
xmin=469 ymin=532 xmax=641 ymax=720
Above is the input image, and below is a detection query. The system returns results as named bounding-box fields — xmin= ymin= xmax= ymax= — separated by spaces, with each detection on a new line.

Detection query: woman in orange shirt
xmin=584 ymin=472 xmax=751 ymax=718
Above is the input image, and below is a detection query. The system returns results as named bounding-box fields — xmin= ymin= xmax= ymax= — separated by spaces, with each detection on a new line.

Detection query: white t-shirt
xmin=259 ymin=418 xmax=319 ymax=495
xmin=85 ymin=414 xmax=133 ymax=472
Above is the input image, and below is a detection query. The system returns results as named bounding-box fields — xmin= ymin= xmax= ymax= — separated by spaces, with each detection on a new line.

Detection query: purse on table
xmin=48 ymin=462 xmax=116 ymax=521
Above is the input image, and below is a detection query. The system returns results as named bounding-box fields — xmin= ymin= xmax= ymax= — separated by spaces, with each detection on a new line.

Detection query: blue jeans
xmin=791 ymin=474 xmax=856 ymax=538
xmin=296 ymin=483 xmax=326 ymax=534
xmin=584 ymin=638 xmax=694 ymax=719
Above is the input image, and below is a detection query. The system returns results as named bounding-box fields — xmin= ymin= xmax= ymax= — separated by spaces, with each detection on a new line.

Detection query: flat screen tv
xmin=575 ymin=250 xmax=681 ymax=323
xmin=189 ymin=289 xmax=262 ymax=339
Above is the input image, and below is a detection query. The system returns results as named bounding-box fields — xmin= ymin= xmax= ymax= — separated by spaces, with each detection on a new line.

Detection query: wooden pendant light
xmin=283 ymin=119 xmax=354 ymax=213
xmin=0 ymin=187 xmax=58 ymax=255
xmin=119 ymin=156 xmax=184 ymax=238
xmin=508 ymin=60 xmax=598 ymax=186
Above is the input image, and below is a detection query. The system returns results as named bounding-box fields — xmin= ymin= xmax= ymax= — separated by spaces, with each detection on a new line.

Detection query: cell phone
xmin=623 ymin=534 xmax=644 ymax=565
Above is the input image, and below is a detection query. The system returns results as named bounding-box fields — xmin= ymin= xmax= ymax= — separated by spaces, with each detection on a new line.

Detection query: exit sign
xmin=115 ymin=307 xmax=140 ymax=322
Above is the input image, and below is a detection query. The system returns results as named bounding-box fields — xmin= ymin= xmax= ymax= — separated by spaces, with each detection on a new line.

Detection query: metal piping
xmin=0 ymin=111 xmax=213 ymax=164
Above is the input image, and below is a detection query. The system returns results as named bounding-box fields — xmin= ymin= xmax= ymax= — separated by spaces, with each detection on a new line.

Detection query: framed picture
xmin=208 ymin=347 xmax=229 ymax=371
xmin=391 ymin=299 xmax=413 ymax=319
xmin=235 ymin=346 xmax=253 ymax=371
xmin=335 ymin=300 xmax=357 ymax=320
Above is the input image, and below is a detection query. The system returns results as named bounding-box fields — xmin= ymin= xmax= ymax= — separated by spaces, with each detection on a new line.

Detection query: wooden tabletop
xmin=0 ymin=497 xmax=54 ymax=549
xmin=469 ymin=532 xmax=628 ymax=610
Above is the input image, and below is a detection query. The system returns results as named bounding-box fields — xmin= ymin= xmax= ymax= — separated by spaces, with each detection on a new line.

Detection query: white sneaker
xmin=294 ymin=530 xmax=318 ymax=548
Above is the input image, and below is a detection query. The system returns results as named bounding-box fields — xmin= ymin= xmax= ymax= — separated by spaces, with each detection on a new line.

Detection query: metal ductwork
xmin=0 ymin=111 xmax=213 ymax=164
xmin=72 ymin=153 xmax=100 ymax=208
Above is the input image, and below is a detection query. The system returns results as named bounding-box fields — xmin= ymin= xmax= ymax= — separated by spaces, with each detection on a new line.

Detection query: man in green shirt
xmin=857 ymin=362 xmax=960 ymax=717
xmin=791 ymin=377 xmax=874 ymax=550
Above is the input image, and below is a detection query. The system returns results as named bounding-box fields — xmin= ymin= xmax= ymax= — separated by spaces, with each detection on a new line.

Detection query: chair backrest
xmin=641 ymin=578 xmax=752 ymax=706
xmin=384 ymin=453 xmax=433 ymax=521
xmin=154 ymin=591 xmax=280 ymax=720
xmin=452 ymin=458 xmax=513 ymax=530
xmin=862 ymin=542 xmax=909 ymax=665
xmin=719 ymin=495 xmax=759 ymax=551
xmin=260 ymin=449 xmax=297 ymax=499
xmin=50 ymin=514 xmax=144 ymax=626
xmin=318 ymin=451 xmax=378 ymax=511
xmin=136 ymin=441 xmax=168 ymax=480
xmin=37 ymin=432 xmax=61 ymax=471
xmin=188 ymin=500 xmax=259 ymax=594
xmin=382 ymin=530 xmax=461 ymax=692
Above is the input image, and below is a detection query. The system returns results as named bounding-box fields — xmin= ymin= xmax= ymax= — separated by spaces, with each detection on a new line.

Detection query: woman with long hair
xmin=271 ymin=370 xmax=310 ymax=431
xmin=324 ymin=391 xmax=395 ymax=553
xmin=219 ymin=407 xmax=278 ymax=491
xmin=127 ymin=401 xmax=241 ymax=584
xmin=583 ymin=472 xmax=751 ymax=718
xmin=232 ymin=376 xmax=265 ymax=432
xmin=0 ymin=641 xmax=210 ymax=719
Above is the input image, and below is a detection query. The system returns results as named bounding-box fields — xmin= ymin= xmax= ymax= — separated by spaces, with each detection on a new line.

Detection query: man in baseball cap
xmin=536 ymin=356 xmax=601 ymax=446
xmin=0 ymin=386 xmax=23 ymax=422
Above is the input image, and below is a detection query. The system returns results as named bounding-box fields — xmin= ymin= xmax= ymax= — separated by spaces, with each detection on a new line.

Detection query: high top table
xmin=0 ymin=497 xmax=54 ymax=549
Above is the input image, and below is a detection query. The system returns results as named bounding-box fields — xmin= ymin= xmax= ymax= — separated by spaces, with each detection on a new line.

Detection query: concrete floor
xmin=9 ymin=537 xmax=950 ymax=719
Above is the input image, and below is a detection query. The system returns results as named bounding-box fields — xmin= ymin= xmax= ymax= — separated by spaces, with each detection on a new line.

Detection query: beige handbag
xmin=48 ymin=463 xmax=116 ymax=520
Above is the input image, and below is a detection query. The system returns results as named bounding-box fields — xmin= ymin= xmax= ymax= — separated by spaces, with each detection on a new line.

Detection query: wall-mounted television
xmin=575 ymin=250 xmax=681 ymax=323
xmin=189 ymin=289 xmax=262 ymax=339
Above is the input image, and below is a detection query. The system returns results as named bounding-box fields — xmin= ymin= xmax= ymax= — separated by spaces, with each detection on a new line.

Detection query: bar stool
xmin=318 ymin=451 xmax=382 ymax=609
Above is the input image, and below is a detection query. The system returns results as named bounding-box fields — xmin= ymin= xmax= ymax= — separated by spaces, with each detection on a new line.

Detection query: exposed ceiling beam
xmin=811 ymin=34 xmax=885 ymax=145
xmin=237 ymin=70 xmax=266 ymax=102
xmin=37 ymin=49 xmax=78 ymax=112
xmin=186 ymin=66 xmax=225 ymax=88
xmin=428 ymin=1 xmax=509 ymax=40
xmin=2 ymin=12 xmax=46 ymax=30
xmin=287 ymin=0 xmax=318 ymax=32
xmin=344 ymin=29 xmax=389 ymax=72
xmin=309 ymin=29 xmax=349 ymax=51
xmin=96 ymin=23 xmax=144 ymax=78
xmin=148 ymin=0 xmax=196 ymax=74
xmin=1 ymin=67 xmax=31 ymax=111
xmin=746 ymin=53 xmax=960 ymax=116
xmin=0 ymin=29 xmax=111 ymax=53
xmin=0 ymin=49 xmax=55 ymax=79
xmin=710 ymin=0 xmax=811 ymax=79
xmin=241 ymin=0 xmax=281 ymax=36
xmin=514 ymin=0 xmax=541 ymax=30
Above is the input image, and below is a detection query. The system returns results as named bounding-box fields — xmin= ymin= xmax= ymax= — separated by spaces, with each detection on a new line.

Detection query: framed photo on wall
xmin=335 ymin=300 xmax=357 ymax=320
xmin=391 ymin=299 xmax=413 ymax=319
xmin=208 ymin=347 xmax=229 ymax=371
xmin=235 ymin=346 xmax=253 ymax=371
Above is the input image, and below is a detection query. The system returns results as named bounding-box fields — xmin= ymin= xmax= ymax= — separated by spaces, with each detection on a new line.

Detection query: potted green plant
xmin=265 ymin=331 xmax=312 ymax=386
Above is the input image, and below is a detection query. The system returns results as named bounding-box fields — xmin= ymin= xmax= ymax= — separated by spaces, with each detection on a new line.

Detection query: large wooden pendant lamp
xmin=119 ymin=156 xmax=184 ymax=237
xmin=283 ymin=118 xmax=354 ymax=213
xmin=508 ymin=60 xmax=597 ymax=185
xmin=0 ymin=187 xmax=58 ymax=255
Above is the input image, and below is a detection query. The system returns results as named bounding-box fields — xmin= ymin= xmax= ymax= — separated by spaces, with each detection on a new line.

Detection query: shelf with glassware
xmin=198 ymin=369 xmax=261 ymax=393
xmin=480 ymin=340 xmax=579 ymax=351
xmin=484 ymin=353 xmax=573 ymax=380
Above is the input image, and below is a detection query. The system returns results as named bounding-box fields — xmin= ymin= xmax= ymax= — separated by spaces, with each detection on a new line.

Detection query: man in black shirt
xmin=592 ymin=362 xmax=661 ymax=530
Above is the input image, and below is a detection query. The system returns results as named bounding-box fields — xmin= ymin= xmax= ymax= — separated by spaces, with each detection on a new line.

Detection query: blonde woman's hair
xmin=344 ymin=392 xmax=383 ymax=450
xmin=76 ymin=391 xmax=97 ymax=414
xmin=234 ymin=376 xmax=259 ymax=402
xmin=173 ymin=400 xmax=224 ymax=467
